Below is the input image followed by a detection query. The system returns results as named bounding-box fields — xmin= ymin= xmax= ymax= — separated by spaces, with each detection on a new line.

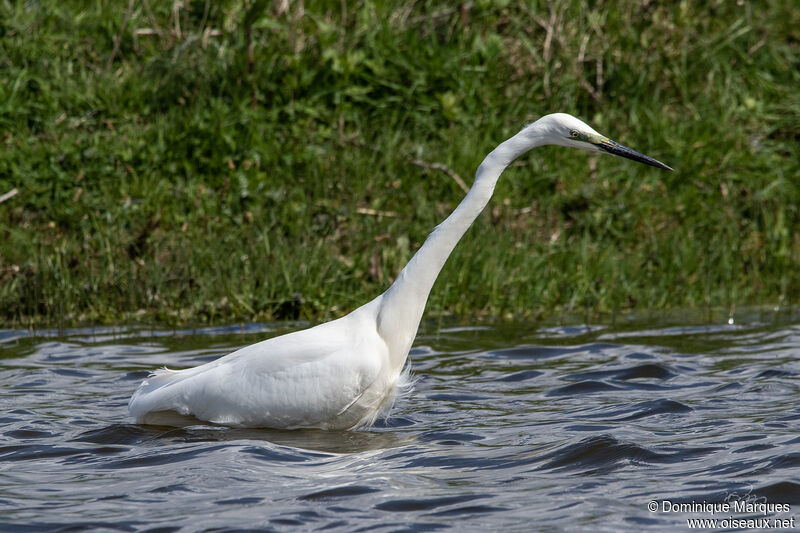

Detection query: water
xmin=1 ymin=311 xmax=799 ymax=532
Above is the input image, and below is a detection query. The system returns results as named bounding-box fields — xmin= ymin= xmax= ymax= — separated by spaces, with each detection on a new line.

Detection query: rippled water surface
xmin=2 ymin=312 xmax=800 ymax=531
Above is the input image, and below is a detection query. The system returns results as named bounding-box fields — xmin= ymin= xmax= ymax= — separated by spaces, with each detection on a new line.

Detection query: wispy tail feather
xmin=128 ymin=366 xmax=190 ymax=422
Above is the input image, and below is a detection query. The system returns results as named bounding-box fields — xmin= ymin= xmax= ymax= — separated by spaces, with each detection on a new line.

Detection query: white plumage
xmin=129 ymin=113 xmax=670 ymax=429
xmin=129 ymin=298 xmax=404 ymax=429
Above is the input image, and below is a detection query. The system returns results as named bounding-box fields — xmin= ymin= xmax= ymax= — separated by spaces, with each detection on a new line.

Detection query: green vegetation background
xmin=1 ymin=1 xmax=798 ymax=327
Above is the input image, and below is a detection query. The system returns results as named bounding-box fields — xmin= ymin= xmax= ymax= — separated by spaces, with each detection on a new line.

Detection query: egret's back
xmin=128 ymin=306 xmax=400 ymax=429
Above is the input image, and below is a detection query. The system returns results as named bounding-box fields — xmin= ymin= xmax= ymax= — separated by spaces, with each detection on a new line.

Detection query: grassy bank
xmin=1 ymin=1 xmax=798 ymax=327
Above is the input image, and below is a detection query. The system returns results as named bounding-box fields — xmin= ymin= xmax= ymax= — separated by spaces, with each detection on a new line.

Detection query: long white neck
xmin=374 ymin=127 xmax=544 ymax=368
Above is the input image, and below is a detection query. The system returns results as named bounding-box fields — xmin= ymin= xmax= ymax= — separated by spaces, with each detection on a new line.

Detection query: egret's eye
xmin=570 ymin=130 xmax=580 ymax=139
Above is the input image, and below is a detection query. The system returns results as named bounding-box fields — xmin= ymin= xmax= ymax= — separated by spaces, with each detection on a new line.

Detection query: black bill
xmin=597 ymin=139 xmax=673 ymax=171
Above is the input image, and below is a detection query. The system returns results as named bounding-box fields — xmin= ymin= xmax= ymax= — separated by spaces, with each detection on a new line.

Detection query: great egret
xmin=129 ymin=113 xmax=672 ymax=429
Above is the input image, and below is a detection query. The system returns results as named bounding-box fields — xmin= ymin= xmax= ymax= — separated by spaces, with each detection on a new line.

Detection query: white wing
xmin=128 ymin=307 xmax=391 ymax=429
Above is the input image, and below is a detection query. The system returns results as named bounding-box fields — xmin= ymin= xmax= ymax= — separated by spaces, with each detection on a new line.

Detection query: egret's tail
xmin=128 ymin=367 xmax=191 ymax=423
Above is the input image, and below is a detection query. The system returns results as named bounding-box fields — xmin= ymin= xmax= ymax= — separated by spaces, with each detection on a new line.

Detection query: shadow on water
xmin=72 ymin=423 xmax=410 ymax=455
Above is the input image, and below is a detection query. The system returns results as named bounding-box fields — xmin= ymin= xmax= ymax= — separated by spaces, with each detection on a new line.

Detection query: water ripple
xmin=1 ymin=316 xmax=799 ymax=530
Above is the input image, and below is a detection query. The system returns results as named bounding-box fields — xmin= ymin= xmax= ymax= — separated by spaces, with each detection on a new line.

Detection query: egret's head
xmin=524 ymin=113 xmax=673 ymax=171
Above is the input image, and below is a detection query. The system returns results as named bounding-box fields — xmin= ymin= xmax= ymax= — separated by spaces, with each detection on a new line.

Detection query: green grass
xmin=1 ymin=0 xmax=799 ymax=327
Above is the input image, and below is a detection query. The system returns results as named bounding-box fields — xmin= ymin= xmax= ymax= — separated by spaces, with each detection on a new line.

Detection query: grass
xmin=0 ymin=0 xmax=799 ymax=327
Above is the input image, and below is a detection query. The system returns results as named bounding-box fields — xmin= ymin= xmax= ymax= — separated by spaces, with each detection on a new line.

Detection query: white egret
xmin=129 ymin=113 xmax=672 ymax=430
